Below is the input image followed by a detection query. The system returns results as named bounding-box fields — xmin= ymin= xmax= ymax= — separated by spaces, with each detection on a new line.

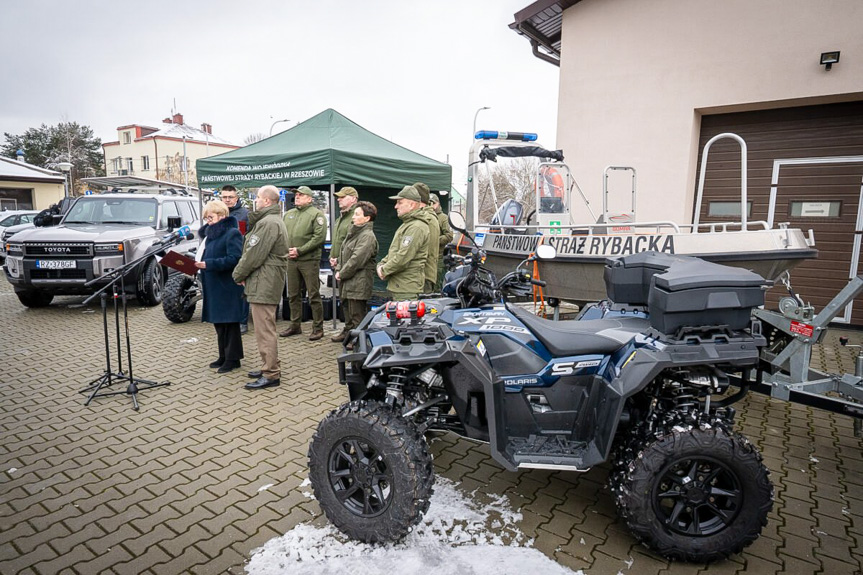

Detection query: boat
xmin=458 ymin=131 xmax=817 ymax=304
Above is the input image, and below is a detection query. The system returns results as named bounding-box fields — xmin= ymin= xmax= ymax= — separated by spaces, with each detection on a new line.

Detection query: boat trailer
xmin=748 ymin=273 xmax=863 ymax=437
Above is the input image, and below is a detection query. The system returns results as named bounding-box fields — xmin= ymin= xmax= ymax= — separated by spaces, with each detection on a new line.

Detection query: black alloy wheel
xmin=328 ymin=437 xmax=393 ymax=517
xmin=654 ymin=455 xmax=742 ymax=537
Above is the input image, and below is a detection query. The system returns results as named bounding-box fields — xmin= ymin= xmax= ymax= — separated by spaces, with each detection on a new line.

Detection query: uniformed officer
xmin=412 ymin=182 xmax=441 ymax=293
xmin=377 ymin=186 xmax=429 ymax=300
xmin=329 ymin=186 xmax=358 ymax=270
xmin=280 ymin=186 xmax=328 ymax=341
xmin=431 ymin=193 xmax=453 ymax=288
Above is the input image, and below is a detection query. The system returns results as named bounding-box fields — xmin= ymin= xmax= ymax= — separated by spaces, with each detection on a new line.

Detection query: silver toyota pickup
xmin=3 ymin=192 xmax=200 ymax=308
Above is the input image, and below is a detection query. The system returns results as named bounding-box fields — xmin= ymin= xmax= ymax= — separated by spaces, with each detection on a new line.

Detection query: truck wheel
xmin=136 ymin=258 xmax=164 ymax=306
xmin=615 ymin=427 xmax=772 ymax=563
xmin=15 ymin=289 xmax=54 ymax=308
xmin=308 ymin=401 xmax=434 ymax=543
xmin=162 ymin=274 xmax=197 ymax=323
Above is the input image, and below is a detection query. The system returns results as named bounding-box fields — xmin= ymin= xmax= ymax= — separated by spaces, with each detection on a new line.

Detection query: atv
xmin=308 ymin=214 xmax=774 ymax=563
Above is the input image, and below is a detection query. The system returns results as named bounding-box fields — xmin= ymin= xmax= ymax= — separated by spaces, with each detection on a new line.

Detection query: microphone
xmin=154 ymin=225 xmax=191 ymax=246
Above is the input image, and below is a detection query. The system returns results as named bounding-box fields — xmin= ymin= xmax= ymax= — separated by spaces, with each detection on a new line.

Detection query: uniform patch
xmin=316 ymin=216 xmax=325 ymax=226
xmin=402 ymin=235 xmax=413 ymax=247
xmin=248 ymin=234 xmax=260 ymax=246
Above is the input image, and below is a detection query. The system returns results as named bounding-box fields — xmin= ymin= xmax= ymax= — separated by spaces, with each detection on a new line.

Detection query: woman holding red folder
xmin=195 ymin=200 xmax=245 ymax=373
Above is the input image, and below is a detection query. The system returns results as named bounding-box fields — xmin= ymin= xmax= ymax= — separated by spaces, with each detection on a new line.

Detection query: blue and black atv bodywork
xmin=309 ymin=250 xmax=774 ymax=562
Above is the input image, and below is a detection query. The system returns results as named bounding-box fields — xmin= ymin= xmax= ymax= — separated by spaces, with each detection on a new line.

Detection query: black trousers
xmin=214 ymin=322 xmax=244 ymax=362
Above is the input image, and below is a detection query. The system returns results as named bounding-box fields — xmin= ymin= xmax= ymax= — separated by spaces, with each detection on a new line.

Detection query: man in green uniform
xmin=232 ymin=186 xmax=289 ymax=390
xmin=431 ymin=193 xmax=453 ymax=288
xmin=377 ymin=186 xmax=429 ymax=300
xmin=412 ymin=182 xmax=441 ymax=293
xmin=280 ymin=186 xmax=328 ymax=341
xmin=329 ymin=186 xmax=358 ymax=270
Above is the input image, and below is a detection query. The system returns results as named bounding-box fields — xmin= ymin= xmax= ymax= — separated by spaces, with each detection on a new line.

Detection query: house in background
xmin=0 ymin=153 xmax=65 ymax=210
xmin=511 ymin=0 xmax=863 ymax=322
xmin=101 ymin=113 xmax=238 ymax=186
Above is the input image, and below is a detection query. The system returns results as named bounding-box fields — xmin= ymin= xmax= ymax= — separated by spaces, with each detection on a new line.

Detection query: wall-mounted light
xmin=820 ymin=51 xmax=840 ymax=71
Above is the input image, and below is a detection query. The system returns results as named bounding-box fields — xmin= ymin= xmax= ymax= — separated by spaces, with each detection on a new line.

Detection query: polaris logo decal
xmin=503 ymin=376 xmax=539 ymax=386
xmin=550 ymin=359 xmax=602 ymax=376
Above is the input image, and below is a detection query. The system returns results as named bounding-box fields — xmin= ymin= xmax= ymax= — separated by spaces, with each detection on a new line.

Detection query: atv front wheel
xmin=162 ymin=273 xmax=199 ymax=323
xmin=308 ymin=401 xmax=434 ymax=543
xmin=615 ymin=427 xmax=772 ymax=563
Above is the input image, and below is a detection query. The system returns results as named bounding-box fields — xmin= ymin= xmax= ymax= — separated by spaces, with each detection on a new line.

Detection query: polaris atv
xmin=308 ymin=214 xmax=774 ymax=563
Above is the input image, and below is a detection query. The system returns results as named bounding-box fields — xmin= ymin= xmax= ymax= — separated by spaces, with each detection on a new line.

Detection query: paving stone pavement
xmin=0 ymin=277 xmax=861 ymax=575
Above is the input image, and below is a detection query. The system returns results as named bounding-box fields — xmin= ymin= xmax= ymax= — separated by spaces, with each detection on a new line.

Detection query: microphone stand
xmin=78 ymin=233 xmax=189 ymax=410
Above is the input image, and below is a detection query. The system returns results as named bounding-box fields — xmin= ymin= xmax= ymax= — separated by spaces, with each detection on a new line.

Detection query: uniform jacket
xmin=199 ymin=216 xmax=245 ymax=323
xmin=232 ymin=204 xmax=289 ymax=304
xmin=418 ymin=206 xmax=441 ymax=284
xmin=330 ymin=207 xmax=353 ymax=263
xmin=380 ymin=209 xmax=429 ymax=294
xmin=283 ymin=204 xmax=327 ymax=262
xmin=337 ymin=222 xmax=378 ymax=300
xmin=437 ymin=211 xmax=453 ymax=247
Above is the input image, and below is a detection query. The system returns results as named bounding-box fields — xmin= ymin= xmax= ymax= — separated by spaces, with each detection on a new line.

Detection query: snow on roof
xmin=0 ymin=156 xmax=65 ymax=181
xmin=245 ymin=476 xmax=584 ymax=575
xmin=141 ymin=123 xmax=236 ymax=146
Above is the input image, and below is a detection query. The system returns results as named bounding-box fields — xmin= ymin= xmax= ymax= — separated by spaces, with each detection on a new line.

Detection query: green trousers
xmin=287 ymin=259 xmax=323 ymax=331
xmin=343 ymin=299 xmax=367 ymax=332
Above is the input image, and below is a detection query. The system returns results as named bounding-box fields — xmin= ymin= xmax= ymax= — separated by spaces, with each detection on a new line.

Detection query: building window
xmin=141 ymin=156 xmax=150 ymax=171
xmin=112 ymin=157 xmax=122 ymax=173
xmin=790 ymin=200 xmax=841 ymax=218
xmin=123 ymin=132 xmax=131 ymax=144
xmin=707 ymin=201 xmax=752 ymax=218
xmin=126 ymin=158 xmax=134 ymax=172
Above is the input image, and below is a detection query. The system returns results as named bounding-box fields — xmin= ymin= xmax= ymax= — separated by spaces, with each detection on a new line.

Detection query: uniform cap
xmin=335 ymin=186 xmax=358 ymax=198
xmin=295 ymin=186 xmax=314 ymax=197
xmin=430 ymin=194 xmax=441 ymax=205
xmin=413 ymin=182 xmax=430 ymax=204
xmin=388 ymin=185 xmax=421 ymax=202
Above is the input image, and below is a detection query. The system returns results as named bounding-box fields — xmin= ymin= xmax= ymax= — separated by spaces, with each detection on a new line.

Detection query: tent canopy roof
xmin=197 ymin=108 xmax=452 ymax=191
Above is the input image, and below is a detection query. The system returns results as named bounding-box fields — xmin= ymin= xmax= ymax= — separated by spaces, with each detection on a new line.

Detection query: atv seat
xmin=510 ymin=306 xmax=648 ymax=356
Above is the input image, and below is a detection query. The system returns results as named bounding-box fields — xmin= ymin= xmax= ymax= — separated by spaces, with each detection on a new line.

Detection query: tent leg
xmin=330 ymin=183 xmax=338 ymax=331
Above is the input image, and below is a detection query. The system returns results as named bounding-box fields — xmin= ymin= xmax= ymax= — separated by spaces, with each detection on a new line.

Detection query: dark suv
xmin=3 ymin=192 xmax=199 ymax=307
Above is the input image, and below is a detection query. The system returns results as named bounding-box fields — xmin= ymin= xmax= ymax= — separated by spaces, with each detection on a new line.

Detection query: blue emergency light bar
xmin=474 ymin=130 xmax=538 ymax=141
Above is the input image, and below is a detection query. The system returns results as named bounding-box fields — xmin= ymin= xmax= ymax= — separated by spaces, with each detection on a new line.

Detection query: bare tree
xmin=475 ymin=157 xmax=539 ymax=224
xmin=244 ymin=133 xmax=266 ymax=146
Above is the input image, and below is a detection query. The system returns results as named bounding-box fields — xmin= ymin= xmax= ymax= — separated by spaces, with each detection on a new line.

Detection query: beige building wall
xmin=557 ymin=0 xmax=863 ymax=223
xmin=105 ymin=132 xmax=232 ymax=183
xmin=0 ymin=182 xmax=65 ymax=209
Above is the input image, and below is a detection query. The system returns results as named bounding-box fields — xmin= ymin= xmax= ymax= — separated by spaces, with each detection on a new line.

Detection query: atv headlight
xmin=94 ymin=242 xmax=124 ymax=254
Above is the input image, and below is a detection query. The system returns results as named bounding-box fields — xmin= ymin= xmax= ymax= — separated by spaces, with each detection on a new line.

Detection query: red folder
xmin=160 ymin=250 xmax=198 ymax=276
xmin=239 ymin=220 xmax=247 ymax=235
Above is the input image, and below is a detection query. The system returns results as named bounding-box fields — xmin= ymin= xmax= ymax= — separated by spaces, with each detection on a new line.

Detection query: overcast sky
xmin=0 ymin=0 xmax=559 ymax=187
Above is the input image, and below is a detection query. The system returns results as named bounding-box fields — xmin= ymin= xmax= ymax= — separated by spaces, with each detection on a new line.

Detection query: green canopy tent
xmin=196 ymin=108 xmax=452 ymax=323
xmin=196 ymin=108 xmax=451 ymax=190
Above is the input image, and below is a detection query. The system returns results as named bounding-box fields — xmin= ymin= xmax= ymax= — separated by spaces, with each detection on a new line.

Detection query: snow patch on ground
xmin=246 ymin=477 xmax=581 ymax=575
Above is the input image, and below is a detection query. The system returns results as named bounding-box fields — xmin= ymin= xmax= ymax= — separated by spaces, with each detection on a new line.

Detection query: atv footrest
xmin=507 ymin=435 xmax=590 ymax=471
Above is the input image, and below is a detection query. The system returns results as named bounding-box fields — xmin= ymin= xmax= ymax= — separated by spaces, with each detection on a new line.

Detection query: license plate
xmin=36 ymin=260 xmax=76 ymax=269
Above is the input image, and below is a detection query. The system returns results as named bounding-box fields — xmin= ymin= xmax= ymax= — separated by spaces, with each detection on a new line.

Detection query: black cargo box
xmin=647 ymin=259 xmax=767 ymax=334
xmin=604 ymin=251 xmax=681 ymax=305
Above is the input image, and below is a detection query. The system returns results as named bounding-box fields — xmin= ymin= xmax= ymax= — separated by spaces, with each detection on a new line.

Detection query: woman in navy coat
xmin=195 ymin=200 xmax=245 ymax=373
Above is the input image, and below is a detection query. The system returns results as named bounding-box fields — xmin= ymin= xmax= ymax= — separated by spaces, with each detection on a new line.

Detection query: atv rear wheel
xmin=615 ymin=427 xmax=772 ymax=563
xmin=308 ymin=401 xmax=434 ymax=543
xmin=162 ymin=273 xmax=198 ymax=323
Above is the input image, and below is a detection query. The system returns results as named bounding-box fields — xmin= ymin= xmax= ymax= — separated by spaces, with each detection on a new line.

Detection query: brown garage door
xmin=696 ymin=101 xmax=863 ymax=324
